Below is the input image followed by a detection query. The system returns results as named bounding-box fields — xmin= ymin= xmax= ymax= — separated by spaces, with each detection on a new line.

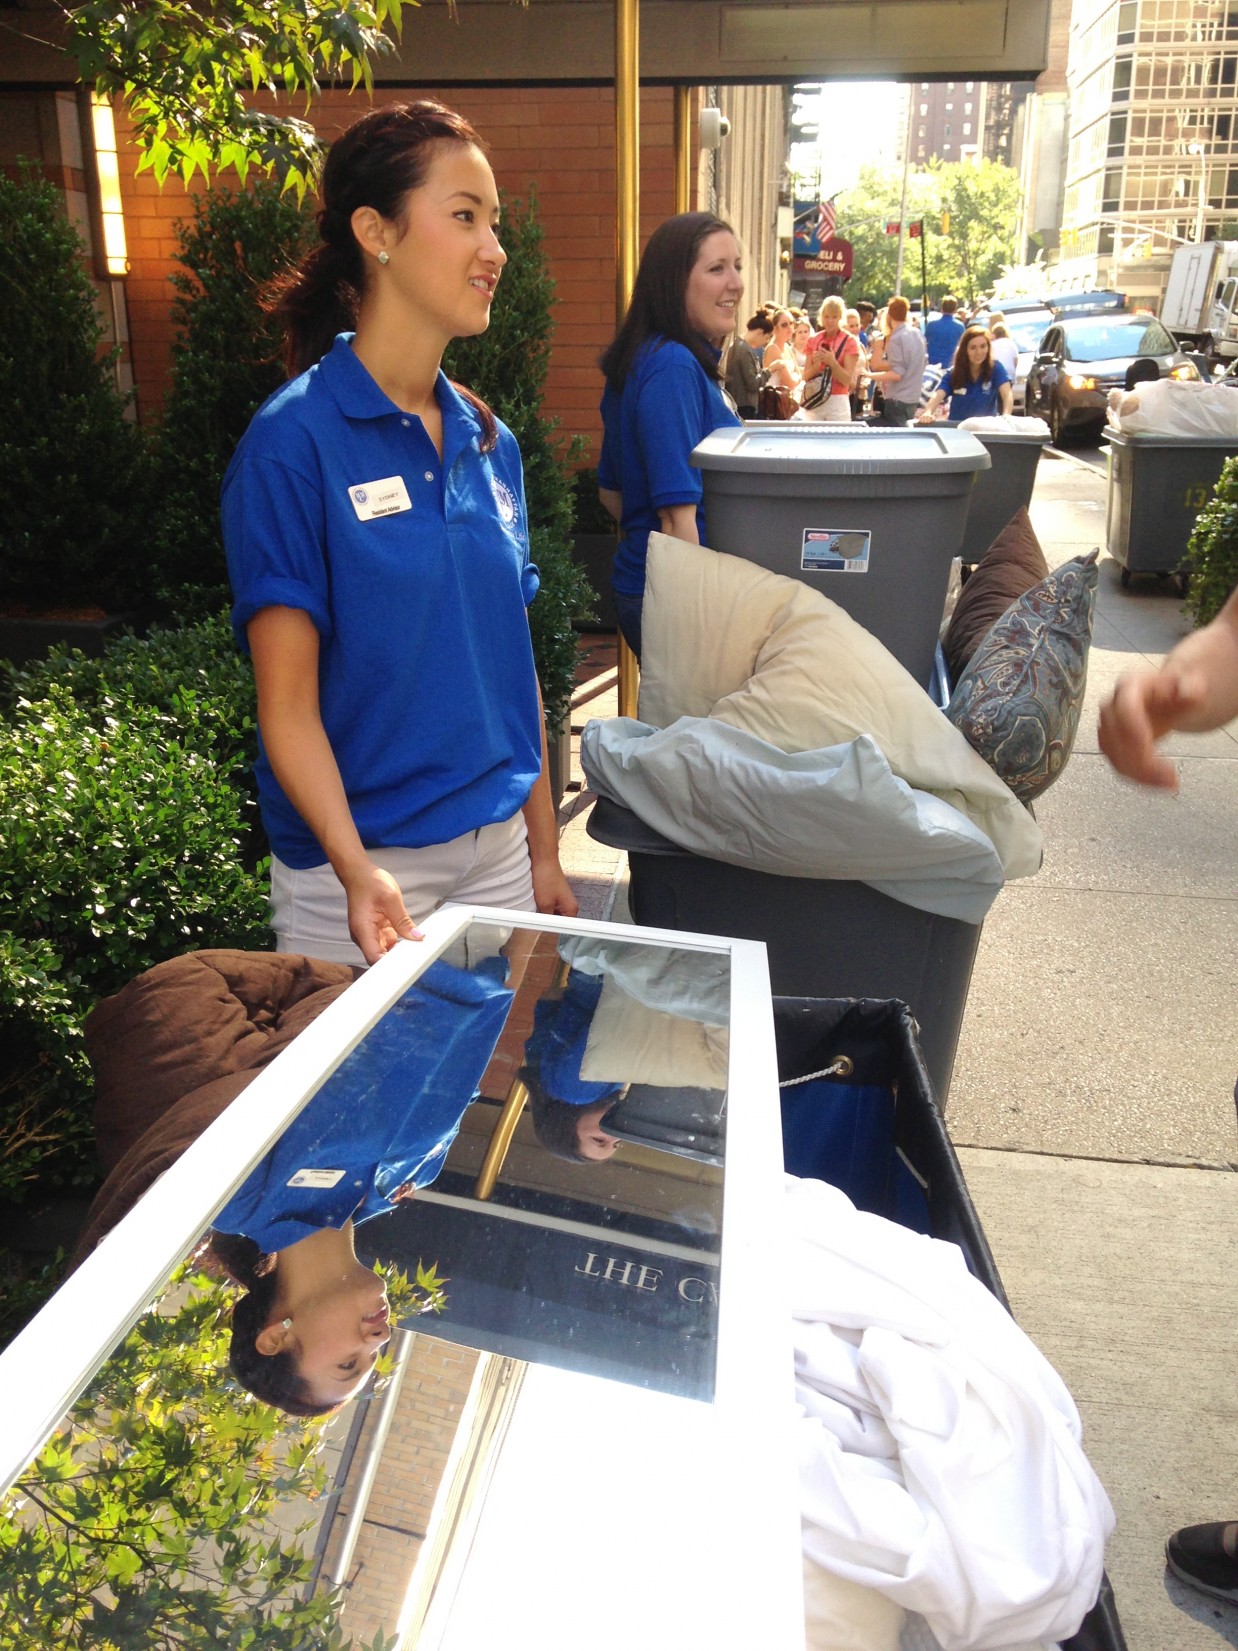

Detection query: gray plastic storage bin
xmin=1104 ymin=429 xmax=1238 ymax=589
xmin=950 ymin=422 xmax=1051 ymax=567
xmin=691 ymin=424 xmax=989 ymax=687
xmin=587 ymin=796 xmax=982 ymax=1104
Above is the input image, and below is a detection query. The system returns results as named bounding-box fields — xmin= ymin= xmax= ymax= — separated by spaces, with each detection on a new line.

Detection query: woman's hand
xmin=531 ymin=855 xmax=580 ymax=918
xmin=341 ymin=859 xmax=424 ymax=964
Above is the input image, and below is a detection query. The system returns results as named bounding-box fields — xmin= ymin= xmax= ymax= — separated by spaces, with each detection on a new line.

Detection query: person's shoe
xmin=1166 ymin=1522 xmax=1238 ymax=1605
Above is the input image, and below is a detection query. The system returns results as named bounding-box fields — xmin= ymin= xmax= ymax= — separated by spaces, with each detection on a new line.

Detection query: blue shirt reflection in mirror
xmin=210 ymin=953 xmax=514 ymax=1416
xmin=522 ymin=969 xmax=625 ymax=1163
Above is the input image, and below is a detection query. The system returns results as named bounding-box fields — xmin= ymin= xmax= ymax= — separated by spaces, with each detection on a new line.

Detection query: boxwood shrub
xmin=0 ymin=617 xmax=269 ymax=1205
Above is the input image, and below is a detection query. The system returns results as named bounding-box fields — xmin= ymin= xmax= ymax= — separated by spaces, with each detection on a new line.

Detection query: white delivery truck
xmin=1161 ymin=240 xmax=1238 ymax=364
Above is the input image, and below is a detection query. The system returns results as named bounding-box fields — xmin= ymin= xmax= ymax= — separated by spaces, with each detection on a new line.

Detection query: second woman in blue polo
xmin=597 ymin=213 xmax=744 ymax=656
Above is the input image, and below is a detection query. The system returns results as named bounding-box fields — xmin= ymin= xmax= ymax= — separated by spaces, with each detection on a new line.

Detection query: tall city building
xmin=1012 ymin=0 xmax=1073 ymax=268
xmin=1055 ymin=0 xmax=1238 ymax=303
xmin=908 ymin=79 xmax=1030 ymax=168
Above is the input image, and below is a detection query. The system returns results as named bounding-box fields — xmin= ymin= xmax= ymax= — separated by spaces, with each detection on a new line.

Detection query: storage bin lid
xmin=691 ymin=424 xmax=990 ymax=476
xmin=1103 ymin=429 xmax=1238 ymax=449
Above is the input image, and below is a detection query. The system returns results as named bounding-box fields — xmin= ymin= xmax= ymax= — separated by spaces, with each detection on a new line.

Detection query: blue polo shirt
xmin=945 ymin=359 xmax=1011 ymax=421
xmin=598 ymin=337 xmax=741 ymax=597
xmin=213 ymin=955 xmax=512 ymax=1253
xmin=223 ymin=335 xmax=543 ymax=869
xmin=924 ymin=313 xmax=966 ymax=369
xmin=524 ymin=969 xmax=620 ymax=1106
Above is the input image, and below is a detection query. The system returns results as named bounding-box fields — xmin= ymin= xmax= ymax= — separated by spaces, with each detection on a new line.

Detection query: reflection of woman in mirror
xmin=75 ymin=948 xmax=514 ymax=1417
xmin=522 ymin=969 xmax=622 ymax=1163
xmin=208 ymin=1223 xmax=393 ymax=1416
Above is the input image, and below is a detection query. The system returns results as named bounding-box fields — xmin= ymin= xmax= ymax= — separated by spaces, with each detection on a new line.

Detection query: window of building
xmin=945 ymin=101 xmax=953 ymax=110
xmin=965 ymin=101 xmax=973 ymax=113
xmin=1219 ymin=112 xmax=1233 ymax=142
xmin=947 ymin=81 xmax=955 ymax=91
xmin=943 ymin=142 xmax=952 ymax=153
xmin=1117 ymin=0 xmax=1136 ymax=44
xmin=920 ymin=102 xmax=928 ymax=115
xmin=1102 ymin=166 xmax=1122 ymax=212
xmin=944 ymin=123 xmax=952 ymax=136
xmin=919 ymin=124 xmax=926 ymax=137
xmin=963 ymin=123 xmax=972 ymax=135
xmin=1113 ymin=58 xmax=1131 ymax=99
xmin=965 ymin=80 xmax=974 ymax=92
xmin=1108 ymin=111 xmax=1128 ymax=156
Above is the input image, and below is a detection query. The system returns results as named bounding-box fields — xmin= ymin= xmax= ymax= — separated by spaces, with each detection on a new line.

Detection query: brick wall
xmin=114 ymin=85 xmax=677 ymax=460
xmin=318 ymin=1332 xmax=480 ymax=1639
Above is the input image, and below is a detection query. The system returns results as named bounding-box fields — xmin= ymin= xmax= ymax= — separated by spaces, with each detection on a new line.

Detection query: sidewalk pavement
xmin=555 ymin=449 xmax=1238 ymax=1650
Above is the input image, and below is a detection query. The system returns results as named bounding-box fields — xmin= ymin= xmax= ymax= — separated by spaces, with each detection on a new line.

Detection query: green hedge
xmin=0 ymin=171 xmax=148 ymax=612
xmin=1186 ymin=455 xmax=1238 ymax=629
xmin=0 ymin=618 xmax=269 ymax=1205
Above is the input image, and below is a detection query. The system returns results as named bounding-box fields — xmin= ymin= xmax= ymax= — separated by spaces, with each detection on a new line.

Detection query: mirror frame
xmin=0 ymin=908 xmax=796 ymax=1556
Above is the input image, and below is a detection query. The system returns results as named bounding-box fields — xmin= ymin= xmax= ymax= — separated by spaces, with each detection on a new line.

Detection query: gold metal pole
xmin=474 ymin=1076 xmax=530 ymax=1201
xmin=615 ymin=0 xmax=640 ymax=719
xmin=673 ymin=85 xmax=692 ymax=214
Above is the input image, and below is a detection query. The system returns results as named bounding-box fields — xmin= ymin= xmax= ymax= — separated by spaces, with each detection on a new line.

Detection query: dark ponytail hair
xmin=266 ymin=99 xmax=497 ymax=450
xmin=522 ymin=1065 xmax=620 ymax=1163
xmin=207 ymin=1231 xmax=338 ymax=1419
xmin=600 ymin=211 xmax=737 ymax=391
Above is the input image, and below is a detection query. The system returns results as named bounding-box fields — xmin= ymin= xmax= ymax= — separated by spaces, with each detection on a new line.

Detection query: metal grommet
xmin=834 ymin=1055 xmax=854 ymax=1078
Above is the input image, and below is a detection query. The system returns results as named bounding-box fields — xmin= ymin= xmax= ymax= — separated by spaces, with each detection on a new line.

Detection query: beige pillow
xmin=639 ymin=533 xmax=1042 ymax=880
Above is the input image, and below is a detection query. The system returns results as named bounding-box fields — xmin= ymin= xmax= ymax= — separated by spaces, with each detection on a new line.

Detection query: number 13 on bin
xmin=802 ymin=529 xmax=871 ymax=574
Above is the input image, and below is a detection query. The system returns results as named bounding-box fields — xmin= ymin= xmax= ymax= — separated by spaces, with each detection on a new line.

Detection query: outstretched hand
xmin=1097 ymin=666 xmax=1208 ymax=791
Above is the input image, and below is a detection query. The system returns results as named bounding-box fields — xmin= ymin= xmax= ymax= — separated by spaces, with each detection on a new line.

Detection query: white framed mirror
xmin=0 ymin=907 xmax=801 ymax=1649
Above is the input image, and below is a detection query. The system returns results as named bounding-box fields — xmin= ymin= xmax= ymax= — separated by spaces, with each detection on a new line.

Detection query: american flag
xmin=818 ymin=197 xmax=836 ymax=243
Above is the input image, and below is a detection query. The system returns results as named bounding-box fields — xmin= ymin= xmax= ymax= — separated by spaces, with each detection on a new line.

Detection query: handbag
xmin=757 ymin=383 xmax=792 ymax=420
xmin=801 ymin=368 xmax=832 ymax=412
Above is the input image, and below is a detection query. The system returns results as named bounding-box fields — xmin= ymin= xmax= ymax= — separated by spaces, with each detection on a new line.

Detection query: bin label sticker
xmin=802 ymin=528 xmax=871 ymax=574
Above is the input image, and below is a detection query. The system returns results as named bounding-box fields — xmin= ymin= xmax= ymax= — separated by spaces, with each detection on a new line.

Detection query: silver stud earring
xmin=281 ymin=1318 xmax=292 ymax=1330
xmin=378 ymin=250 xmax=389 ymax=266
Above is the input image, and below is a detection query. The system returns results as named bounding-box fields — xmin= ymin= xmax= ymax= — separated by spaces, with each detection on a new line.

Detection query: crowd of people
xmin=724 ymin=288 xmax=1017 ymax=428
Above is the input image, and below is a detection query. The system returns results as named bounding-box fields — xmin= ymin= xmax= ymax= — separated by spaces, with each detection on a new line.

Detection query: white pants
xmin=270 ymin=813 xmax=535 ymax=966
xmin=802 ymin=395 xmax=852 ymax=423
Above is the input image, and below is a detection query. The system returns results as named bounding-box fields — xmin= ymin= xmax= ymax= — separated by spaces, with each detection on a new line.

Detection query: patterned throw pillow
xmin=945 ymin=551 xmax=1099 ymax=804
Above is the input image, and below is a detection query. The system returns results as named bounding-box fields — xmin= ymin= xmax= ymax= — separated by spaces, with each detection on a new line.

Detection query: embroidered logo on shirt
xmin=491 ymin=477 xmax=518 ymax=526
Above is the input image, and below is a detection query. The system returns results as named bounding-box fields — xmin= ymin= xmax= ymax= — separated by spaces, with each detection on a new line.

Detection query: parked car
xmin=1024 ymin=314 xmax=1199 ymax=444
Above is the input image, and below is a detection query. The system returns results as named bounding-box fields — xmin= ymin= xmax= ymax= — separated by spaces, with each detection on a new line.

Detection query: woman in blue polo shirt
xmin=920 ymin=324 xmax=1013 ymax=423
xmin=223 ymin=102 xmax=577 ymax=968
xmin=597 ymin=213 xmax=744 ymax=656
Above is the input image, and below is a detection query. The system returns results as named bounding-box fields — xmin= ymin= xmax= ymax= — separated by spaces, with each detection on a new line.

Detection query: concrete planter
xmin=0 ymin=611 xmax=137 ymax=667
xmin=570 ymin=532 xmax=619 ymax=632
xmin=545 ymin=714 xmax=573 ymax=810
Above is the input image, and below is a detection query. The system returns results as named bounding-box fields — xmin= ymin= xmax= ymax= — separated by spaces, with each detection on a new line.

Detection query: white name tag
xmin=348 ymin=475 xmax=412 ymax=520
xmin=287 ymin=1168 xmax=347 ymax=1188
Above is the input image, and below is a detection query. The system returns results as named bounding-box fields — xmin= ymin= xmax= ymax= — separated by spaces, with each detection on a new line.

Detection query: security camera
xmin=700 ymin=108 xmax=732 ymax=149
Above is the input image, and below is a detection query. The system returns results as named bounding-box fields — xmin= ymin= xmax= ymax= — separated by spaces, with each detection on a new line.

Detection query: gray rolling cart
xmin=588 ymin=795 xmax=982 ymax=1104
xmin=1104 ymin=429 xmax=1238 ymax=592
xmin=691 ymin=423 xmax=989 ymax=687
xmin=950 ymin=421 xmax=1051 ymax=566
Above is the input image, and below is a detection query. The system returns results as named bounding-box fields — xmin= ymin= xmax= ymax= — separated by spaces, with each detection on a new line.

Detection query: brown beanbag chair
xmin=72 ymin=950 xmax=358 ymax=1267
xmin=943 ymin=508 xmax=1049 ymax=685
